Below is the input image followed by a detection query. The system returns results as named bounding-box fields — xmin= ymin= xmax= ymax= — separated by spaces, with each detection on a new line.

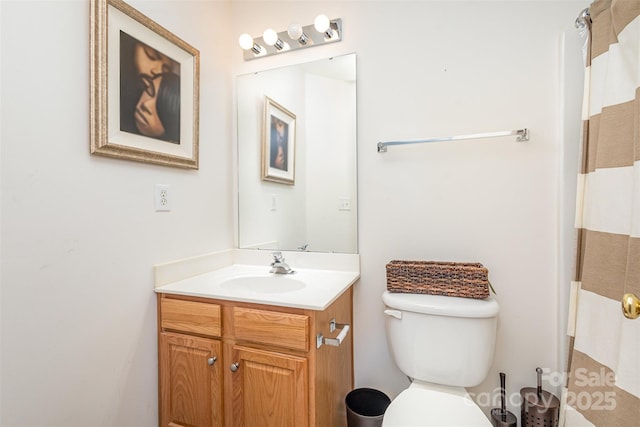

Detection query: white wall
xmin=558 ymin=27 xmax=586 ymax=379
xmin=306 ymin=73 xmax=357 ymax=253
xmin=1 ymin=0 xmax=233 ymax=425
xmin=233 ymin=0 xmax=587 ymax=422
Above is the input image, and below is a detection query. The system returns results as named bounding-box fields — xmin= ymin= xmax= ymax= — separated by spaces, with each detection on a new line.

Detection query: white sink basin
xmin=220 ymin=275 xmax=305 ymax=294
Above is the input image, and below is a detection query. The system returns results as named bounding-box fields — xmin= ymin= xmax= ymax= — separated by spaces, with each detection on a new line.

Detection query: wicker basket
xmin=386 ymin=260 xmax=490 ymax=299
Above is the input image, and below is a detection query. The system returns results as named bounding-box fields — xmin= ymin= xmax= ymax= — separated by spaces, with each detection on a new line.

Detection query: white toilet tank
xmin=383 ymin=291 xmax=499 ymax=388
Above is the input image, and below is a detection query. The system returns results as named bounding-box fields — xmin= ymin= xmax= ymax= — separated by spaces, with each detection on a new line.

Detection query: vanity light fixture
xmin=239 ymin=15 xmax=342 ymax=60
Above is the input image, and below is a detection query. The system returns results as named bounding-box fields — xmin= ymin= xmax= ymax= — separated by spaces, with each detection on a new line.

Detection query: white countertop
xmin=154 ymin=263 xmax=360 ymax=310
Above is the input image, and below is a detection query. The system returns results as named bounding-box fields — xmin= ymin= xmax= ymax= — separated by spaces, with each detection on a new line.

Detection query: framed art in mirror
xmin=262 ymin=96 xmax=296 ymax=184
xmin=90 ymin=0 xmax=200 ymax=169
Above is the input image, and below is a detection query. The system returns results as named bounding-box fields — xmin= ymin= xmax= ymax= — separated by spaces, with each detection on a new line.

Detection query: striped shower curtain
xmin=564 ymin=1 xmax=640 ymax=426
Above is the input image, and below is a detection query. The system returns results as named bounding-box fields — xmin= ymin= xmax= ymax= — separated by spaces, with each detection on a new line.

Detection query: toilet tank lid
xmin=382 ymin=291 xmax=499 ymax=318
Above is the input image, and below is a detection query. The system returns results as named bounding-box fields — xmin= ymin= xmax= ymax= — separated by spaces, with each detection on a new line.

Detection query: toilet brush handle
xmin=500 ymin=372 xmax=506 ymax=414
xmin=536 ymin=367 xmax=543 ymax=397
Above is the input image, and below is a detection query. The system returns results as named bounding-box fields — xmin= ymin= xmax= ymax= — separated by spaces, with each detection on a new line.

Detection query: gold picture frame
xmin=90 ymin=0 xmax=200 ymax=169
xmin=262 ymin=97 xmax=296 ymax=184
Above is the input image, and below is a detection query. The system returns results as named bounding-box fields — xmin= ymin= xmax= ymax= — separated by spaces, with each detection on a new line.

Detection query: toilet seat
xmin=382 ymin=382 xmax=492 ymax=427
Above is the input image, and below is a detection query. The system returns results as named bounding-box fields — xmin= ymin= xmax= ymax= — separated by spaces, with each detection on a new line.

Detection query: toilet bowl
xmin=381 ymin=291 xmax=499 ymax=426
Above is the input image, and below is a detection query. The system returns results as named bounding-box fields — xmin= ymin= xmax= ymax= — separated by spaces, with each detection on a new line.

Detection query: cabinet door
xmin=229 ymin=345 xmax=308 ymax=427
xmin=159 ymin=332 xmax=223 ymax=427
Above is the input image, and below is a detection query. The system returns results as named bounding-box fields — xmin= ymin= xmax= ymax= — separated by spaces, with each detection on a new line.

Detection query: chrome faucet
xmin=270 ymin=252 xmax=294 ymax=274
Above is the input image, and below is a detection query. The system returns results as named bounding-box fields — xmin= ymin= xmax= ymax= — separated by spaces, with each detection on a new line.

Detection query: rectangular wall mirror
xmin=237 ymin=53 xmax=357 ymax=253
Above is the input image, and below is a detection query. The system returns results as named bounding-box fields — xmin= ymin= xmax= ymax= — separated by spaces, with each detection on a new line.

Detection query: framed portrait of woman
xmin=90 ymin=0 xmax=199 ymax=169
xmin=262 ymin=97 xmax=296 ymax=185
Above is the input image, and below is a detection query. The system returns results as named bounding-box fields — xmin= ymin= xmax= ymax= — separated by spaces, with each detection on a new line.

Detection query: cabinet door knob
xmin=207 ymin=357 xmax=217 ymax=366
xmin=230 ymin=362 xmax=240 ymax=372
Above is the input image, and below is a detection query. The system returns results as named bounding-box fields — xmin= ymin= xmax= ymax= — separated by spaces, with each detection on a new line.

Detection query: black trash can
xmin=345 ymin=388 xmax=391 ymax=427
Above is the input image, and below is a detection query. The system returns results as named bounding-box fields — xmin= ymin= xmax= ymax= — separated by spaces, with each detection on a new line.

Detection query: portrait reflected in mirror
xmin=270 ymin=116 xmax=289 ymax=171
xmin=119 ymin=31 xmax=181 ymax=144
xmin=261 ymin=97 xmax=296 ymax=185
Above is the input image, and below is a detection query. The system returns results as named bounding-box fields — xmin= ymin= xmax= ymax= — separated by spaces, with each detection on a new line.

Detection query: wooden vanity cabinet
xmin=158 ymin=298 xmax=224 ymax=427
xmin=228 ymin=345 xmax=308 ymax=427
xmin=157 ymin=287 xmax=353 ymax=427
xmin=159 ymin=333 xmax=223 ymax=427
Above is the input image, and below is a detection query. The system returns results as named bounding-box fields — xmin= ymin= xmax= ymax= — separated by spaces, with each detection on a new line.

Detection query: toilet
xmin=381 ymin=290 xmax=499 ymax=426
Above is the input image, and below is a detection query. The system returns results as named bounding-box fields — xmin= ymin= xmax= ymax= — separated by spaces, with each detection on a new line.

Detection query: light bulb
xmin=314 ymin=14 xmax=330 ymax=33
xmin=238 ymin=33 xmax=262 ymax=55
xmin=287 ymin=23 xmax=303 ymax=40
xmin=287 ymin=23 xmax=308 ymax=45
xmin=238 ymin=33 xmax=254 ymax=50
xmin=263 ymin=29 xmax=278 ymax=46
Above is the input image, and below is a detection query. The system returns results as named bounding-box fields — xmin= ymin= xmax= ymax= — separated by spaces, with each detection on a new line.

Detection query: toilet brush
xmin=490 ymin=372 xmax=517 ymax=427
xmin=520 ymin=367 xmax=560 ymax=427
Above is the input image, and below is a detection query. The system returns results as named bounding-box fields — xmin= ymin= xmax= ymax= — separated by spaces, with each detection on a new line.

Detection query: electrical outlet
xmin=155 ymin=184 xmax=171 ymax=212
xmin=338 ymin=197 xmax=351 ymax=211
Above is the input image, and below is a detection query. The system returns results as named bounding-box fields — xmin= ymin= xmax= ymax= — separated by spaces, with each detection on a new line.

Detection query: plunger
xmin=490 ymin=372 xmax=517 ymax=427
